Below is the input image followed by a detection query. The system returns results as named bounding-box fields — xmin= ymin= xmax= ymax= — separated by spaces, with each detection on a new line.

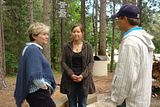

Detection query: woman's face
xmin=71 ymin=26 xmax=83 ymax=41
xmin=33 ymin=32 xmax=49 ymax=45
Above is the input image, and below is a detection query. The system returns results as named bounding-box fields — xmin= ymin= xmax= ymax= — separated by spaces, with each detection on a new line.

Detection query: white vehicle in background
xmin=114 ymin=53 xmax=119 ymax=63
xmin=154 ymin=53 xmax=160 ymax=61
xmin=104 ymin=49 xmax=119 ymax=63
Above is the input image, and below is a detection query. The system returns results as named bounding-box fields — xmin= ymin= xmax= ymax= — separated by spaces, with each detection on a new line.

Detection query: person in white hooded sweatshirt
xmin=111 ymin=4 xmax=155 ymax=107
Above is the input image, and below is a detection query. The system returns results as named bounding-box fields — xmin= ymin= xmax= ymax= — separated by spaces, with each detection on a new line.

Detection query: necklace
xmin=73 ymin=42 xmax=83 ymax=52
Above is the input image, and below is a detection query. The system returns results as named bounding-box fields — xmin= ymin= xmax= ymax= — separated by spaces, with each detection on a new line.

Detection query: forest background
xmin=0 ymin=0 xmax=160 ymax=88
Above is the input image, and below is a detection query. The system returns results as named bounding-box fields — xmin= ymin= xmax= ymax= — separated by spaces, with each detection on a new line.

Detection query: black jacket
xmin=60 ymin=41 xmax=96 ymax=95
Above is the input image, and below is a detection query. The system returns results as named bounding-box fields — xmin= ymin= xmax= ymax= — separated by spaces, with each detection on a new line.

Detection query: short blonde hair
xmin=28 ymin=22 xmax=50 ymax=41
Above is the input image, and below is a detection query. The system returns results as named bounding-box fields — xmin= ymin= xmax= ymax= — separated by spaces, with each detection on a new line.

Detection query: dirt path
xmin=0 ymin=72 xmax=113 ymax=107
xmin=0 ymin=72 xmax=159 ymax=107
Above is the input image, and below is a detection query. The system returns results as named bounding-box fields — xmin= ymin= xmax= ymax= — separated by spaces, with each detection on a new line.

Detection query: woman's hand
xmin=72 ymin=74 xmax=83 ymax=82
xmin=71 ymin=74 xmax=78 ymax=80
xmin=42 ymin=85 xmax=48 ymax=90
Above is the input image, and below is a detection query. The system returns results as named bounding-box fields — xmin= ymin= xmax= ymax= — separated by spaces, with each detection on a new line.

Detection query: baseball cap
xmin=111 ymin=4 xmax=140 ymax=19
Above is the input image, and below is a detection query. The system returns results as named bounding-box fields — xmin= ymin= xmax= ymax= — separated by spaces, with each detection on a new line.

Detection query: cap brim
xmin=111 ymin=13 xmax=119 ymax=19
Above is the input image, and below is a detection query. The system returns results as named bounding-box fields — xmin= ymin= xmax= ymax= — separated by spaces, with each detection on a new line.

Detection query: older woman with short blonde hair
xmin=14 ymin=22 xmax=56 ymax=107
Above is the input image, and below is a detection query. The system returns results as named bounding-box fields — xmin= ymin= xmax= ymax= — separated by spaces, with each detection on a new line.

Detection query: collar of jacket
xmin=67 ymin=41 xmax=87 ymax=51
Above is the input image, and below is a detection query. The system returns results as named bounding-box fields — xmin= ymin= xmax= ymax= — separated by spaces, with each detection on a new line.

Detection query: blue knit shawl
xmin=14 ymin=44 xmax=56 ymax=107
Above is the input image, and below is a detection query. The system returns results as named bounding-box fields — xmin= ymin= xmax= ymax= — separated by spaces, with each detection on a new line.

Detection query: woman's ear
xmin=32 ymin=35 xmax=37 ymax=40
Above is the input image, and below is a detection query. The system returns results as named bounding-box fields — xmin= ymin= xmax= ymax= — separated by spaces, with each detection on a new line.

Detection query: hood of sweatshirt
xmin=127 ymin=30 xmax=155 ymax=52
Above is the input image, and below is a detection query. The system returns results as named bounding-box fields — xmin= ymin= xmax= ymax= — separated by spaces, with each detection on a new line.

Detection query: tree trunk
xmin=110 ymin=0 xmax=116 ymax=72
xmin=98 ymin=0 xmax=106 ymax=55
xmin=138 ymin=0 xmax=142 ymax=26
xmin=81 ymin=0 xmax=86 ymax=39
xmin=0 ymin=0 xmax=6 ymax=89
xmin=28 ymin=0 xmax=33 ymax=24
xmin=43 ymin=0 xmax=51 ymax=63
xmin=51 ymin=0 xmax=57 ymax=65
xmin=93 ymin=0 xmax=99 ymax=56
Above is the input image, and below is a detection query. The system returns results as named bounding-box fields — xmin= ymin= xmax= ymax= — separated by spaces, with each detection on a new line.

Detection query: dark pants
xmin=26 ymin=89 xmax=56 ymax=107
xmin=117 ymin=100 xmax=126 ymax=107
xmin=67 ymin=82 xmax=87 ymax=107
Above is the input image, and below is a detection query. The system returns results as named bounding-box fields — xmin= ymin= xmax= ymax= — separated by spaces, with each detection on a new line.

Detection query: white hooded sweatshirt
xmin=111 ymin=29 xmax=155 ymax=107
